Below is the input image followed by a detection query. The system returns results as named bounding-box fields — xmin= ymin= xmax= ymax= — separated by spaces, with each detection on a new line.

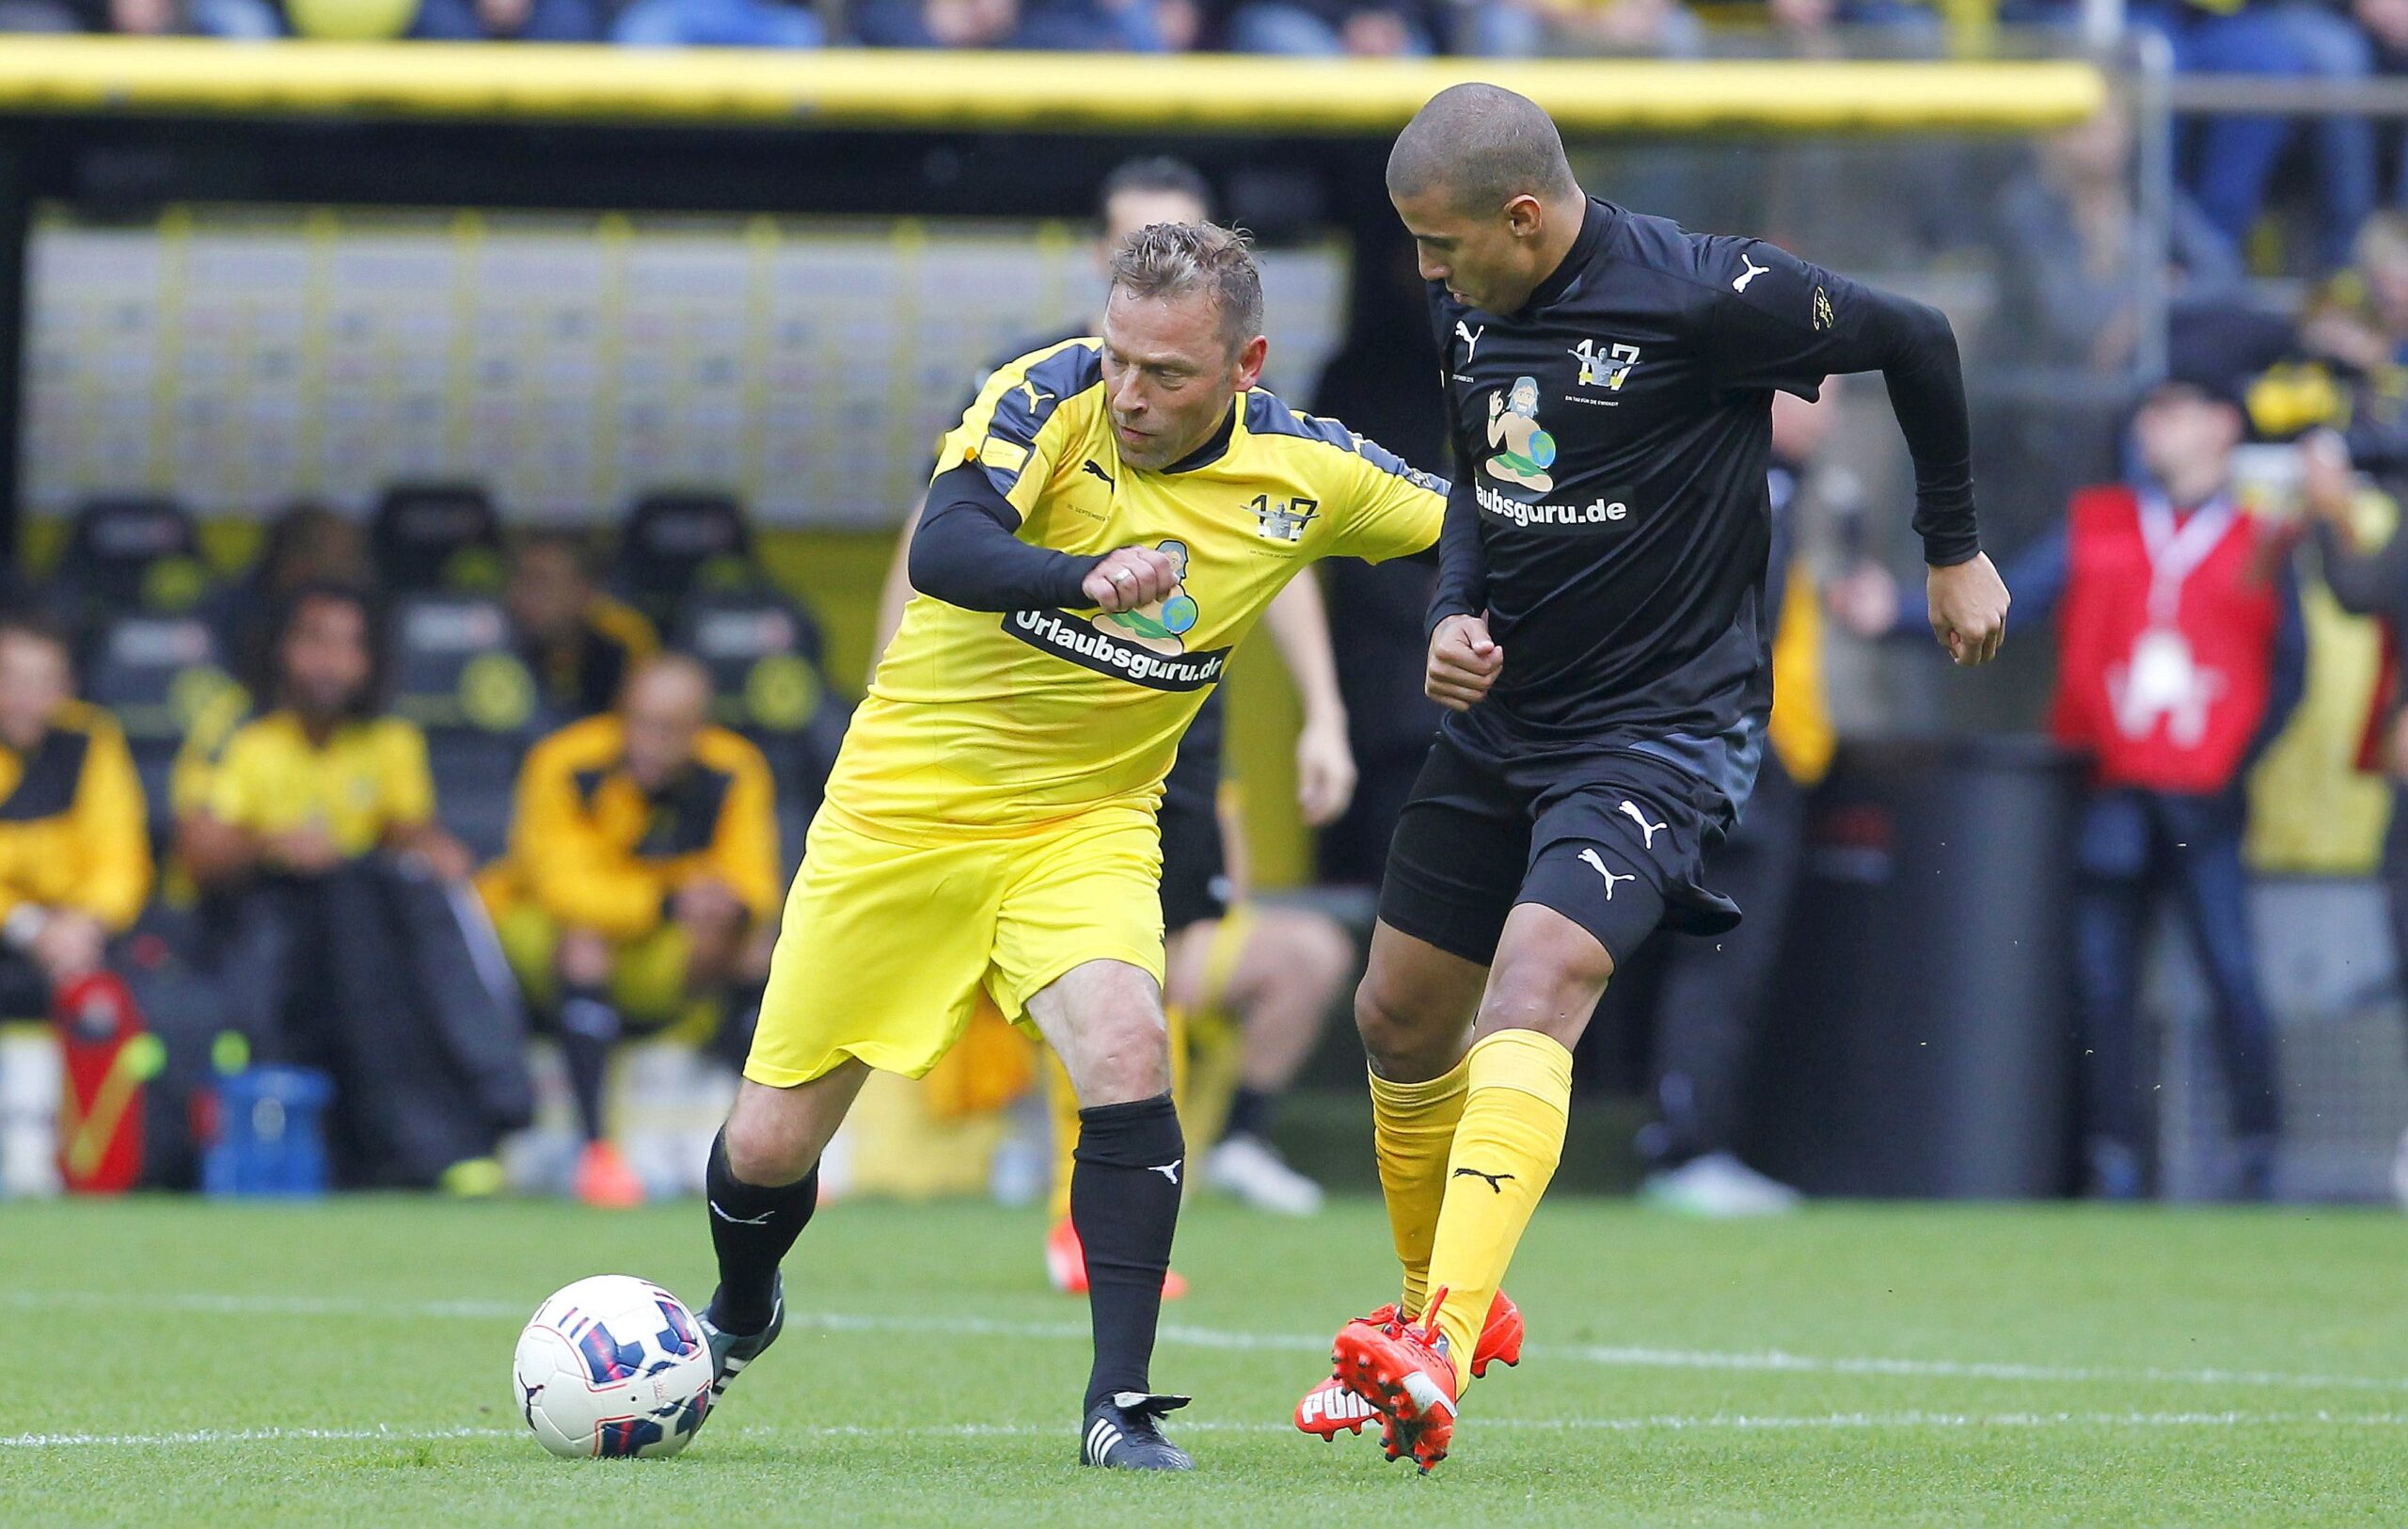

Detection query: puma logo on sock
xmin=1453 ymin=1167 xmax=1515 ymax=1193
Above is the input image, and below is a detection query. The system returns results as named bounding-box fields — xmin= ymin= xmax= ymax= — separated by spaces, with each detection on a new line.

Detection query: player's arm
xmin=1259 ymin=574 xmax=1354 ymax=827
xmin=68 ymin=720 xmax=152 ymax=933
xmin=1708 ymin=240 xmax=2007 ymax=665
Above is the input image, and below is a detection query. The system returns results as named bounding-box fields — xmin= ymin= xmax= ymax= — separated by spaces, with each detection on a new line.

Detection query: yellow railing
xmin=0 ymin=38 xmax=2104 ymax=134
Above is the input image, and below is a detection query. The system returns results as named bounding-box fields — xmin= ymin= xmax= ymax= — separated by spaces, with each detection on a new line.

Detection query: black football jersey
xmin=1427 ymin=198 xmax=1976 ymax=807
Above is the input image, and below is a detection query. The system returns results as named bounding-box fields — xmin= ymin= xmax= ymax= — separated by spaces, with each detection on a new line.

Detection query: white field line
xmin=9 ymin=1289 xmax=2408 ymax=1397
xmin=10 ymin=1412 xmax=2408 ymax=1451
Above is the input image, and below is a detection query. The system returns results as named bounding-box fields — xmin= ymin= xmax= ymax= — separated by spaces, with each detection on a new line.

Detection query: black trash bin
xmin=1745 ymin=735 xmax=2083 ymax=1199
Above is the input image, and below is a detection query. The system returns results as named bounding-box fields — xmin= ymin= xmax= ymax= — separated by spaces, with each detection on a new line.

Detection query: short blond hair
xmin=1106 ymin=221 xmax=1264 ymax=355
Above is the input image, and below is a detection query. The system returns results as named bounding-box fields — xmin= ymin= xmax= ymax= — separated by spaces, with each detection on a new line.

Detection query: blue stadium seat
xmin=79 ymin=611 xmax=236 ymax=840
xmin=56 ymin=495 xmax=212 ymax=643
xmin=670 ymin=585 xmax=848 ymax=828
xmin=371 ymin=483 xmax=504 ymax=596
xmin=385 ymin=592 xmax=546 ymax=863
xmin=612 ymin=489 xmax=755 ymax=630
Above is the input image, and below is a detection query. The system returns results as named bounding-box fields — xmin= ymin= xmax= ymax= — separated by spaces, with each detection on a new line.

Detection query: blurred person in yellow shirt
xmin=483 ymin=654 xmax=779 ymax=1207
xmin=176 ymin=583 xmax=516 ymax=1191
xmin=0 ymin=612 xmax=150 ymax=1012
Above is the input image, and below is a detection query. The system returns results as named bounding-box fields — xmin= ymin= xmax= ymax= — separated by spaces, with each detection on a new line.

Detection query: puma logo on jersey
xmin=1733 ymin=255 xmax=1770 ymax=293
xmin=1455 ymin=321 xmax=1484 ymax=358
xmin=1619 ymin=800 xmax=1667 ymax=850
xmin=1082 ymin=458 xmax=1115 ymax=487
xmin=1149 ymin=1160 xmax=1182 ymax=1185
xmin=1578 ymin=848 xmax=1633 ymax=900
xmin=1019 ymin=379 xmax=1055 ymax=410
xmin=708 ymin=1201 xmax=776 ymax=1226
xmin=1453 ymin=1167 xmax=1515 ymax=1193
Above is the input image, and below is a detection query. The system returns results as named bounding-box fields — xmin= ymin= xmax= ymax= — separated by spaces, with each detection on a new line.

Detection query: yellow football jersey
xmin=835 ymin=338 xmax=1445 ymax=838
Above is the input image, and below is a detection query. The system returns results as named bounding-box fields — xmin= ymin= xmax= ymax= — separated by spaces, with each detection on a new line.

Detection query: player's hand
xmin=1427 ymin=613 xmax=1504 ymax=711
xmin=1926 ymin=552 xmax=2009 ymax=667
xmin=2301 ymin=430 xmax=2355 ymax=526
xmin=30 ymin=910 xmax=105 ymax=984
xmin=1083 ymin=545 xmax=1180 ymax=613
xmin=409 ymin=830 xmax=476 ymax=886
xmin=1294 ymin=711 xmax=1357 ymax=827
xmin=269 ymin=824 xmax=343 ymax=876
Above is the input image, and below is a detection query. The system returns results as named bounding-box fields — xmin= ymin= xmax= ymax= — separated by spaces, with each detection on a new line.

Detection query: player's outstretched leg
xmin=692 ymin=1065 xmax=867 ymax=1417
xmin=1352 ymin=921 xmax=1491 ymax=1320
xmin=1027 ymin=959 xmax=1194 ymax=1471
xmin=1332 ymin=906 xmax=1605 ymax=1471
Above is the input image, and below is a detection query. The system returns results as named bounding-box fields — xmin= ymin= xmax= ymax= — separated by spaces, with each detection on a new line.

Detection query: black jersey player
xmin=1294 ymin=84 xmax=2011 ymax=1472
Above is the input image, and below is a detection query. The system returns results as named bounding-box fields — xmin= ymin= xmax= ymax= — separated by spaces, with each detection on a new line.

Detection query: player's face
xmin=1391 ymin=185 xmax=1547 ymax=315
xmin=281 ymin=596 xmax=372 ymax=720
xmin=0 ymin=632 xmax=68 ymax=752
xmin=1095 ymin=189 xmax=1210 ymax=274
xmin=1100 ymin=286 xmax=1266 ymax=471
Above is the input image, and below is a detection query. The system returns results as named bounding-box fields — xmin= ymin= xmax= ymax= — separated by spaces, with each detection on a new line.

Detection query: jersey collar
xmin=1515 ymin=196 xmax=1618 ymax=317
xmin=1160 ymin=401 xmax=1239 ymax=475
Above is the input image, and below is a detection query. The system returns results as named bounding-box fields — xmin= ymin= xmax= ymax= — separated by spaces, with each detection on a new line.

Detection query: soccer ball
xmin=513 ymin=1275 xmax=714 ymax=1459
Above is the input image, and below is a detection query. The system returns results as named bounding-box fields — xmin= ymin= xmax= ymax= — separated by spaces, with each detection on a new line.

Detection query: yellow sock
xmin=1369 ymin=1053 xmax=1470 ymax=1318
xmin=1423 ymin=1029 xmax=1573 ymax=1372
xmin=1046 ymin=1002 xmax=1189 ymax=1223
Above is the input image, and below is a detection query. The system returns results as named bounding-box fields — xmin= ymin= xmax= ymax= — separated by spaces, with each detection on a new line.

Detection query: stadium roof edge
xmin=0 ymin=40 xmax=2105 ymax=135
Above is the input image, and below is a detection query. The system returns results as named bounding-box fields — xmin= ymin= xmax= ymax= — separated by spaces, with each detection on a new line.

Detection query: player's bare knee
xmin=1354 ymin=972 xmax=1457 ymax=1078
xmin=721 ymin=1080 xmax=835 ymax=1186
xmin=556 ymin=929 xmax=613 ymax=989
xmin=1474 ymin=964 xmax=1608 ymax=1049
xmin=1071 ymin=1006 xmax=1172 ymax=1105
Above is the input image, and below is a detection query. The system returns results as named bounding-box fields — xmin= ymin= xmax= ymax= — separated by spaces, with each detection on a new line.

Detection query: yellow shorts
xmin=493 ymin=902 xmax=693 ymax=1032
xmin=744 ymin=803 xmax=1167 ymax=1088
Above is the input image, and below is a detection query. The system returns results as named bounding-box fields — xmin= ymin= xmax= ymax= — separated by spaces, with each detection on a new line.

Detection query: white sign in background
xmin=23 ymin=206 xmax=1349 ymax=528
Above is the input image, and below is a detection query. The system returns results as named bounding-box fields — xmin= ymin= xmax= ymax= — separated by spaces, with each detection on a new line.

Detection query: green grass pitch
xmin=7 ymin=1195 xmax=2405 ymax=1526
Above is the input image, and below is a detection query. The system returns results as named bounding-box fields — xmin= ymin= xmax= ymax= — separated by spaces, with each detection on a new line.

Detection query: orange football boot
xmin=1293 ymin=1289 xmax=1520 ymax=1457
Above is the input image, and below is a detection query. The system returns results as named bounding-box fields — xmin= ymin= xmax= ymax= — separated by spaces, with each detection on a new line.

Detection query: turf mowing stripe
xmin=12 ymin=1291 xmax=2408 ymax=1397
xmin=13 ymin=1413 xmax=2408 ymax=1450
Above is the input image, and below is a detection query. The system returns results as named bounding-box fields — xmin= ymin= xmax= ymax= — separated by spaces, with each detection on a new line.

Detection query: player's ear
xmin=1502 ymin=194 xmax=1545 ymax=240
xmin=1233 ymin=334 xmax=1269 ymax=391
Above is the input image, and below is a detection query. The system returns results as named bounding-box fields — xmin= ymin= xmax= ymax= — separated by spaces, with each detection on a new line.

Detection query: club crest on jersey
xmin=1568 ymin=339 xmax=1641 ymax=391
xmin=1484 ymin=375 xmax=1557 ymax=496
xmin=1249 ymin=494 xmax=1319 ymax=544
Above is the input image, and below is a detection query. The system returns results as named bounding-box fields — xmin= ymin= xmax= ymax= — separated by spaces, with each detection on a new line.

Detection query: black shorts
xmin=1377 ymin=733 xmax=1743 ymax=968
xmin=1157 ymin=791 xmax=1231 ymax=934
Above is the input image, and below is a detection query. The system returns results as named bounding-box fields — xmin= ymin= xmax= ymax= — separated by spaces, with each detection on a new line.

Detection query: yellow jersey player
xmin=688 ymin=220 xmax=1444 ymax=1470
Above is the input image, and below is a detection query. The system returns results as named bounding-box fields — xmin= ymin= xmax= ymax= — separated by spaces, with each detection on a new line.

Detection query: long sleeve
xmin=1424 ymin=471 xmax=1490 ymax=636
xmin=2244 ymin=560 xmax=2309 ymax=772
xmin=1705 ymin=239 xmax=1977 ymax=567
xmin=907 ymin=464 xmax=1101 ymax=613
xmin=2311 ymin=518 xmax=2408 ymax=618
xmin=513 ymin=749 xmax=667 ymax=942
xmin=68 ymin=722 xmax=152 ymax=933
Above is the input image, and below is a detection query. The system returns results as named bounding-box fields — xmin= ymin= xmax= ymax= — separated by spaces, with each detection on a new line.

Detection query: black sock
xmin=557 ymin=987 xmax=621 ymax=1144
xmin=703 ymin=1126 xmax=817 ymax=1335
xmin=1070 ymin=1091 xmax=1184 ymax=1410
xmin=1221 ymin=1086 xmax=1275 ymax=1144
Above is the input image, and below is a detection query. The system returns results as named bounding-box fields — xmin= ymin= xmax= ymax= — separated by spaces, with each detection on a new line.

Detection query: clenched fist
xmin=1084 ymin=545 xmax=1180 ymax=613
xmin=1926 ymin=551 xmax=2010 ymax=666
xmin=1426 ymin=613 xmax=1503 ymax=711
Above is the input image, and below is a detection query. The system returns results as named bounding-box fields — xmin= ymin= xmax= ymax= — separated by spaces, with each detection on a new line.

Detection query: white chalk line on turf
xmin=10 ymin=1290 xmax=2407 ymax=1398
xmin=12 ymin=1412 xmax=2408 ymax=1451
